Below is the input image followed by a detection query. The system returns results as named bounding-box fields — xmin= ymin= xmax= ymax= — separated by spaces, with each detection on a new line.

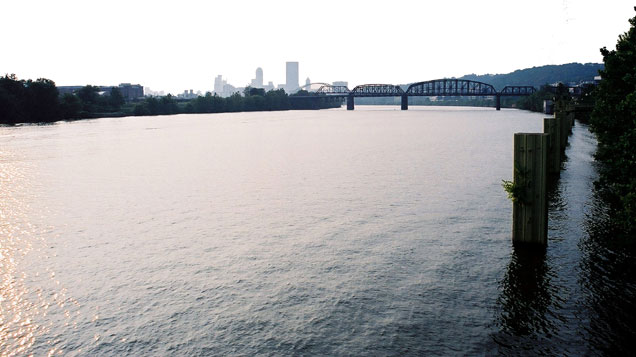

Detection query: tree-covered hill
xmin=459 ymin=63 xmax=603 ymax=90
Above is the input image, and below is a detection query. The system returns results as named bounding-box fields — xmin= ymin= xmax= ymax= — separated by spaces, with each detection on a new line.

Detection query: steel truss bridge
xmin=294 ymin=79 xmax=536 ymax=110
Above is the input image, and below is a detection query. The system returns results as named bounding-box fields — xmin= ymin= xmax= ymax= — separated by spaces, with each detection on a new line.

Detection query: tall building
xmin=214 ymin=75 xmax=225 ymax=94
xmin=285 ymin=61 xmax=299 ymax=93
xmin=333 ymin=81 xmax=348 ymax=88
xmin=256 ymin=67 xmax=263 ymax=88
xmin=214 ymin=75 xmax=238 ymax=97
xmin=250 ymin=67 xmax=264 ymax=88
xmin=117 ymin=83 xmax=144 ymax=101
xmin=305 ymin=77 xmax=311 ymax=89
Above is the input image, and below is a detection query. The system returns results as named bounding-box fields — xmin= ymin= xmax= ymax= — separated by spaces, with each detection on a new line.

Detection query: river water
xmin=1 ymin=106 xmax=634 ymax=355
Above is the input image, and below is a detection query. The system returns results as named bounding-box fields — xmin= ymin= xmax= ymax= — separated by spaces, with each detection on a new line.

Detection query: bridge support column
xmin=347 ymin=95 xmax=354 ymax=110
xmin=496 ymin=94 xmax=501 ymax=111
xmin=401 ymin=94 xmax=408 ymax=110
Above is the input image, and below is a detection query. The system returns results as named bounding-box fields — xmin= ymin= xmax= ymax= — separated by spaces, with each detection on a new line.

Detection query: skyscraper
xmin=251 ymin=67 xmax=264 ymax=88
xmin=286 ymin=61 xmax=299 ymax=93
xmin=214 ymin=75 xmax=224 ymax=94
xmin=255 ymin=67 xmax=263 ymax=88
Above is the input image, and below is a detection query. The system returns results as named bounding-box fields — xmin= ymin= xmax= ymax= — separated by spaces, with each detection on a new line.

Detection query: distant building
xmin=250 ymin=67 xmax=264 ymax=88
xmin=214 ymin=75 xmax=225 ymax=95
xmin=57 ymin=83 xmax=143 ymax=101
xmin=263 ymin=81 xmax=275 ymax=92
xmin=178 ymin=89 xmax=197 ymax=99
xmin=332 ymin=81 xmax=348 ymax=88
xmin=118 ymin=83 xmax=144 ymax=101
xmin=223 ymin=83 xmax=239 ymax=97
xmin=214 ymin=75 xmax=239 ymax=97
xmin=57 ymin=86 xmax=84 ymax=96
xmin=286 ymin=61 xmax=299 ymax=93
xmin=144 ymin=87 xmax=165 ymax=97
xmin=305 ymin=77 xmax=311 ymax=89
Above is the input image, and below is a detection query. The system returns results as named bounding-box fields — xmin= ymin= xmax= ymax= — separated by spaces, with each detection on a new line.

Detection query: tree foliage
xmin=590 ymin=7 xmax=636 ymax=233
xmin=460 ymin=63 xmax=603 ymax=90
xmin=1 ymin=74 xmax=338 ymax=125
xmin=514 ymin=85 xmax=556 ymax=112
xmin=0 ymin=74 xmax=61 ymax=123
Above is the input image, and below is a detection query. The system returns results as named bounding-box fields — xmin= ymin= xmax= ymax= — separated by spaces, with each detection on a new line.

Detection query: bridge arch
xmin=406 ymin=79 xmax=497 ymax=96
xmin=500 ymin=86 xmax=537 ymax=96
xmin=294 ymin=82 xmax=335 ymax=93
xmin=351 ymin=84 xmax=404 ymax=97
xmin=316 ymin=84 xmax=351 ymax=95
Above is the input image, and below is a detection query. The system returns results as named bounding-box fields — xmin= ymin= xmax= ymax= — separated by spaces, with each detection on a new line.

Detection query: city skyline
xmin=1 ymin=0 xmax=634 ymax=94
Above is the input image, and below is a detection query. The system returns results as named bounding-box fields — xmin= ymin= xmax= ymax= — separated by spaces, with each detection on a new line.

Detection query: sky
xmin=1 ymin=0 xmax=634 ymax=94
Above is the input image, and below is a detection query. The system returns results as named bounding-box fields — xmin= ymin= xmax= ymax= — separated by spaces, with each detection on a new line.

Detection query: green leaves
xmin=502 ymin=180 xmax=524 ymax=203
xmin=590 ymin=7 xmax=636 ymax=234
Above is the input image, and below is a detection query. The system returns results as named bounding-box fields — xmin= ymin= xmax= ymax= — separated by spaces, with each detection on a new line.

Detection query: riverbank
xmin=0 ymin=75 xmax=341 ymax=125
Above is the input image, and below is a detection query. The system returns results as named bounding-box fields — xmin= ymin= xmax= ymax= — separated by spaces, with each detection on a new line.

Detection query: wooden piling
xmin=556 ymin=111 xmax=568 ymax=151
xmin=543 ymin=118 xmax=560 ymax=174
xmin=512 ymin=133 xmax=548 ymax=245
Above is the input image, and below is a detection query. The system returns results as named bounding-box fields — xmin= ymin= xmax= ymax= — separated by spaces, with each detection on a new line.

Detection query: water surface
xmin=1 ymin=106 xmax=628 ymax=355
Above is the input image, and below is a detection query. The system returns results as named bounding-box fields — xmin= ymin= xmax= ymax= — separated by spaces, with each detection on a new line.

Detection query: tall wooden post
xmin=512 ymin=133 xmax=548 ymax=245
xmin=556 ymin=111 xmax=568 ymax=151
xmin=543 ymin=118 xmax=560 ymax=174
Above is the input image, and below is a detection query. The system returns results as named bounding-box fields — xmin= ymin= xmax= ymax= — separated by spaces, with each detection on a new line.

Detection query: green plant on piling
xmin=502 ymin=167 xmax=527 ymax=203
xmin=502 ymin=180 xmax=523 ymax=203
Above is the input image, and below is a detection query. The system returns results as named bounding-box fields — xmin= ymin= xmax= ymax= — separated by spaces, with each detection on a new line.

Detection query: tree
xmin=77 ymin=85 xmax=101 ymax=112
xmin=109 ymin=87 xmax=125 ymax=111
xmin=0 ymin=75 xmax=61 ymax=123
xmin=590 ymin=7 xmax=636 ymax=233
xmin=0 ymin=74 xmax=25 ymax=124
xmin=60 ymin=93 xmax=82 ymax=119
xmin=244 ymin=86 xmax=265 ymax=97
xmin=24 ymin=78 xmax=60 ymax=122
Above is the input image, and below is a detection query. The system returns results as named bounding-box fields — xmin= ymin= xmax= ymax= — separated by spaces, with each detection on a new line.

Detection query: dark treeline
xmin=589 ymin=8 xmax=636 ymax=236
xmin=0 ymin=76 xmax=340 ymax=125
xmin=132 ymin=88 xmax=340 ymax=116
xmin=0 ymin=75 xmax=127 ymax=124
xmin=514 ymin=84 xmax=595 ymax=113
xmin=460 ymin=62 xmax=603 ymax=90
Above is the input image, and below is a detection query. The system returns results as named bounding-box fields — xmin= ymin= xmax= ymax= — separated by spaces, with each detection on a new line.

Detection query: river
xmin=1 ymin=106 xmax=633 ymax=355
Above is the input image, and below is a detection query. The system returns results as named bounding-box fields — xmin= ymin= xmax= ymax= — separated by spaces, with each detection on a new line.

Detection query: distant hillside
xmin=458 ymin=63 xmax=603 ymax=90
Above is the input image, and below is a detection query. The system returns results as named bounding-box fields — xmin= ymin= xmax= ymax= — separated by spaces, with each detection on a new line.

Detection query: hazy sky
xmin=1 ymin=0 xmax=634 ymax=94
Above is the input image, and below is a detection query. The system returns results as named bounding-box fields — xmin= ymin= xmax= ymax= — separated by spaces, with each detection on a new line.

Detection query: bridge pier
xmin=496 ymin=94 xmax=501 ymax=111
xmin=347 ymin=95 xmax=354 ymax=110
xmin=401 ymin=94 xmax=408 ymax=110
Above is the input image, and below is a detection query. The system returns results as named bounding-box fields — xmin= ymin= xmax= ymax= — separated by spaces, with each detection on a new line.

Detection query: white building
xmin=285 ymin=61 xmax=299 ymax=93
xmin=250 ymin=67 xmax=264 ymax=88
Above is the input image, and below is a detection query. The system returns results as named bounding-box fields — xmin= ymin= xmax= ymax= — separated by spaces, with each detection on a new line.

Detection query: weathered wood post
xmin=556 ymin=110 xmax=568 ymax=151
xmin=566 ymin=103 xmax=575 ymax=130
xmin=543 ymin=118 xmax=560 ymax=174
xmin=512 ymin=133 xmax=548 ymax=245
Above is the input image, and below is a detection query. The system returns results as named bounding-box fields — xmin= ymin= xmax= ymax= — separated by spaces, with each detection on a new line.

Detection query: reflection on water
xmin=0 ymin=150 xmax=40 ymax=354
xmin=493 ymin=121 xmax=636 ymax=355
xmin=0 ymin=148 xmax=82 ymax=356
xmin=581 ymin=192 xmax=636 ymax=354
xmin=494 ymin=246 xmax=555 ymax=352
xmin=1 ymin=110 xmax=635 ymax=355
